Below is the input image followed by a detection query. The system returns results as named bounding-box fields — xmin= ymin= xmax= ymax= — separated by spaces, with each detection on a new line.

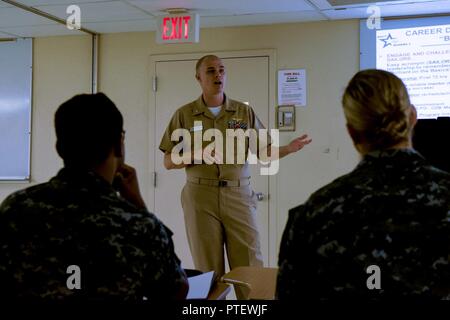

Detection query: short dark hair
xmin=54 ymin=92 xmax=123 ymax=168
xmin=195 ymin=55 xmax=220 ymax=77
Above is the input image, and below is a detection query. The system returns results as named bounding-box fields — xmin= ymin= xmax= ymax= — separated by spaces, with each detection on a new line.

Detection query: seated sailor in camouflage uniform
xmin=0 ymin=93 xmax=188 ymax=301
xmin=277 ymin=69 xmax=450 ymax=299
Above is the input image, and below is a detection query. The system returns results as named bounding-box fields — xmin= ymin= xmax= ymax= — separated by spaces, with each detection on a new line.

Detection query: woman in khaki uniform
xmin=159 ymin=55 xmax=311 ymax=281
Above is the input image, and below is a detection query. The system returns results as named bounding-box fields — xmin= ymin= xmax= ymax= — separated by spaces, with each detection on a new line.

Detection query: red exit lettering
xmin=162 ymin=16 xmax=191 ymax=41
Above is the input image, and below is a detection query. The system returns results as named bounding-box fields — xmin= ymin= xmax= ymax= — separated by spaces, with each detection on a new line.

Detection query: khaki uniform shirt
xmin=159 ymin=95 xmax=270 ymax=181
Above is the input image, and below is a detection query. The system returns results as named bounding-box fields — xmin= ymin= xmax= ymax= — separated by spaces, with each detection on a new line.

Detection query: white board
xmin=0 ymin=38 xmax=32 ymax=180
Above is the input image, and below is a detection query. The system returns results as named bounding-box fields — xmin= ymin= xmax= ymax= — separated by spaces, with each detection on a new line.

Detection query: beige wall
xmin=1 ymin=20 xmax=360 ymax=263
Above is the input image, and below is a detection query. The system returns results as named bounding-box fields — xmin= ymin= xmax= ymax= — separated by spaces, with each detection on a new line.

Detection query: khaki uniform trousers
xmin=181 ymin=179 xmax=264 ymax=279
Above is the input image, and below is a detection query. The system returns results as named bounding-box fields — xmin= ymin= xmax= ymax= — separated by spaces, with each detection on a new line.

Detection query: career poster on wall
xmin=376 ymin=24 xmax=450 ymax=119
xmin=278 ymin=69 xmax=307 ymax=107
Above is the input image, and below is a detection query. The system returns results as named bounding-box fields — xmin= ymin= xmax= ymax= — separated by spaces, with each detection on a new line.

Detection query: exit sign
xmin=156 ymin=13 xmax=200 ymax=44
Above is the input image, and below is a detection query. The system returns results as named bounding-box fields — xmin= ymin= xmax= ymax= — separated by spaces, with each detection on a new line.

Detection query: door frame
xmin=148 ymin=49 xmax=279 ymax=266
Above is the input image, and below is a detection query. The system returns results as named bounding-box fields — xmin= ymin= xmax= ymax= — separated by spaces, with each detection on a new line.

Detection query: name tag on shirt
xmin=190 ymin=125 xmax=203 ymax=132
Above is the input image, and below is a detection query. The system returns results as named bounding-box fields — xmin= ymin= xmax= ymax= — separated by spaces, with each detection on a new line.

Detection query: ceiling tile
xmin=129 ymin=0 xmax=315 ymax=15
xmin=1 ymin=23 xmax=85 ymax=37
xmin=14 ymin=0 xmax=111 ymax=5
xmin=201 ymin=11 xmax=327 ymax=28
xmin=322 ymin=1 xmax=450 ymax=19
xmin=0 ymin=6 xmax=58 ymax=27
xmin=84 ymin=18 xmax=155 ymax=33
xmin=308 ymin=0 xmax=334 ymax=10
xmin=33 ymin=1 xmax=151 ymax=22
xmin=310 ymin=0 xmax=444 ymax=9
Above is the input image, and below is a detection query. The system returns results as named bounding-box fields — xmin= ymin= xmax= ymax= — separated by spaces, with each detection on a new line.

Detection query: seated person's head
xmin=342 ymin=69 xmax=417 ymax=155
xmin=54 ymin=92 xmax=124 ymax=169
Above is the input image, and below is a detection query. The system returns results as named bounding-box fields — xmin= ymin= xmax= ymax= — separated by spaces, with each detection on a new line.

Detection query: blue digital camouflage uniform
xmin=0 ymin=168 xmax=187 ymax=301
xmin=277 ymin=149 xmax=450 ymax=300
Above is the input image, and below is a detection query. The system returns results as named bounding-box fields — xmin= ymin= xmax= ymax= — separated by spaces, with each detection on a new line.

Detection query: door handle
xmin=255 ymin=192 xmax=265 ymax=201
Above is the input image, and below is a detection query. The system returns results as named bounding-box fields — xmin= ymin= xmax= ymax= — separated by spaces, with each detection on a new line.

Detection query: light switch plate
xmin=277 ymin=105 xmax=296 ymax=131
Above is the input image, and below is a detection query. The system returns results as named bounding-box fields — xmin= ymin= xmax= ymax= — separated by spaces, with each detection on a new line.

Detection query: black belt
xmin=187 ymin=177 xmax=250 ymax=187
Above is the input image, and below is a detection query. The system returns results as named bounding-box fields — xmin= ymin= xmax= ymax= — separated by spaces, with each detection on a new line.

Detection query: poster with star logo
xmin=376 ymin=24 xmax=450 ymax=119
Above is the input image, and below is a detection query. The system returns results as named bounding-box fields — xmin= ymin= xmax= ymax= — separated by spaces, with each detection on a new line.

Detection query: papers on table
xmin=186 ymin=271 xmax=215 ymax=300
